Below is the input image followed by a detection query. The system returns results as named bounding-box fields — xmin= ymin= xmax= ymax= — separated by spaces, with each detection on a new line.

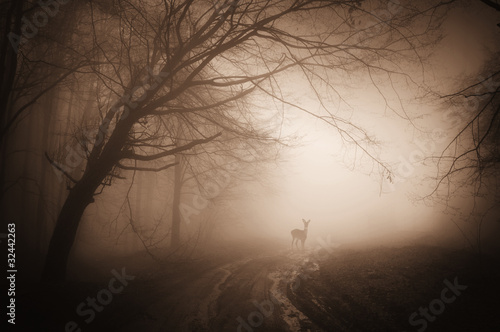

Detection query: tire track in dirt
xmin=210 ymin=251 xmax=326 ymax=332
xmin=209 ymin=254 xmax=290 ymax=331
xmin=91 ymin=249 xmax=326 ymax=332
xmin=269 ymin=253 xmax=323 ymax=332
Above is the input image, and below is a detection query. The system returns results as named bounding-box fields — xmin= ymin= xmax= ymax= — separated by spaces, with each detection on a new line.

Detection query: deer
xmin=291 ymin=219 xmax=311 ymax=251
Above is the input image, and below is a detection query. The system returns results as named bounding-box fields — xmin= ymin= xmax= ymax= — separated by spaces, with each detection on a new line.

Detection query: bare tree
xmin=165 ymin=85 xmax=282 ymax=248
xmin=408 ymin=1 xmax=500 ymax=253
xmin=425 ymin=56 xmax=500 ymax=252
xmin=0 ymin=1 xmax=105 ymax=276
xmin=34 ymin=0 xmax=449 ymax=282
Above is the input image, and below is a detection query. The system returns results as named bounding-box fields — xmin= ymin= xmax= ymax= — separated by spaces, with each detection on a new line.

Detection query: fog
xmin=2 ymin=0 xmax=500 ymax=331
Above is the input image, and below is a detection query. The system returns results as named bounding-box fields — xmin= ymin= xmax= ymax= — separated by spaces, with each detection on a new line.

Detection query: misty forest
xmin=1 ymin=0 xmax=500 ymax=331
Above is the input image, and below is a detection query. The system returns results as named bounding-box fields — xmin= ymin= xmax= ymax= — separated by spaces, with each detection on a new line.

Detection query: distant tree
xmin=166 ymin=87 xmax=281 ymax=249
xmin=418 ymin=1 xmax=500 ymax=252
xmin=0 ymin=1 xmax=99 ymax=273
xmin=425 ymin=58 xmax=500 ymax=252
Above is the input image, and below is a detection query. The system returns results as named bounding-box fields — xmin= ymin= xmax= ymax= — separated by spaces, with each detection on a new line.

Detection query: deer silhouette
xmin=291 ymin=219 xmax=310 ymax=251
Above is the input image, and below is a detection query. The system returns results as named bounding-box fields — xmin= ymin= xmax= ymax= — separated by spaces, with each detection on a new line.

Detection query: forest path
xmin=18 ymin=242 xmax=499 ymax=331
xmin=94 ymin=246 xmax=327 ymax=332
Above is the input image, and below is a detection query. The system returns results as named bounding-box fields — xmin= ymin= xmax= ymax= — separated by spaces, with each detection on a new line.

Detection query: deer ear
xmin=302 ymin=218 xmax=305 ymax=222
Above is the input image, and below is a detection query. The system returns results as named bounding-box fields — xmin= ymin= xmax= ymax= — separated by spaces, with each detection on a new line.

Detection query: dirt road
xmin=91 ymin=248 xmax=325 ymax=332
xmin=18 ymin=241 xmax=500 ymax=331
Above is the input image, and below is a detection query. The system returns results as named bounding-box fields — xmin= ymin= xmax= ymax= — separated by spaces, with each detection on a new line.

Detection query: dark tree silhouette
xmin=1 ymin=0 xmax=450 ymax=282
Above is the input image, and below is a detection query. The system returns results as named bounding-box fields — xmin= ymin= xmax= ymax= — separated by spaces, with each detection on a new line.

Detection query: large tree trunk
xmin=41 ymin=176 xmax=101 ymax=283
xmin=42 ymin=110 xmax=136 ymax=282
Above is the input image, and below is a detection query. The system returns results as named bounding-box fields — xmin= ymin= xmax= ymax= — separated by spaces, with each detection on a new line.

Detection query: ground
xmin=17 ymin=239 xmax=500 ymax=332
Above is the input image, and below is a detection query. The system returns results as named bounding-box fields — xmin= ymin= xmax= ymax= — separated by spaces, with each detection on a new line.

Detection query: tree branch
xmin=123 ymin=132 xmax=222 ymax=161
xmin=44 ymin=152 xmax=78 ymax=184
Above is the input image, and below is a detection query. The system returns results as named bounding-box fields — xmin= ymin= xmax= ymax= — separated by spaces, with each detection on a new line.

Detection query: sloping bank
xmin=287 ymin=245 xmax=500 ymax=332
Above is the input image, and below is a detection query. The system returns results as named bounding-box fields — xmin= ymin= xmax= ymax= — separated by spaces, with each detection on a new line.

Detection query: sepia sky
xmin=233 ymin=1 xmax=500 ymax=248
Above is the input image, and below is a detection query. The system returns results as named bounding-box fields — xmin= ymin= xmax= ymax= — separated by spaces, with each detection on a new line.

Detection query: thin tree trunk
xmin=0 ymin=0 xmax=22 ymax=205
xmin=0 ymin=0 xmax=23 ymax=128
xmin=171 ymin=154 xmax=182 ymax=249
xmin=35 ymin=93 xmax=54 ymax=255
